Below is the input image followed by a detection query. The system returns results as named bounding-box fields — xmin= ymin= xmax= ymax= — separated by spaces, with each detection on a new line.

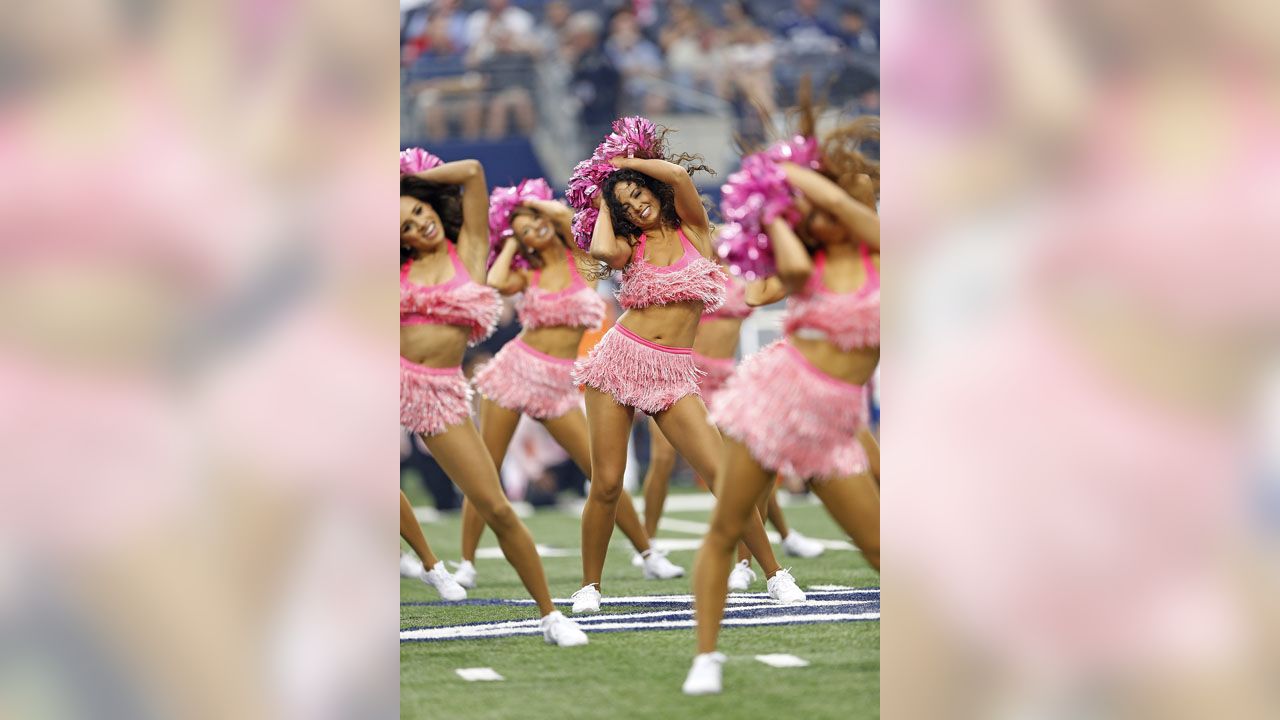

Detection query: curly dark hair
xmin=600 ymin=169 xmax=682 ymax=240
xmin=400 ymin=175 xmax=463 ymax=263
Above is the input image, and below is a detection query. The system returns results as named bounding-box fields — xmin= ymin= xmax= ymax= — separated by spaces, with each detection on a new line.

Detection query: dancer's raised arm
xmin=779 ymin=163 xmax=879 ymax=250
xmin=610 ymin=157 xmax=710 ymax=235
xmin=589 ymin=202 xmax=632 ymax=270
xmin=414 ymin=159 xmax=490 ymax=280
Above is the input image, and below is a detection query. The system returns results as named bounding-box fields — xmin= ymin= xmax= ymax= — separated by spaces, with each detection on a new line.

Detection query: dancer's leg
xmin=580 ymin=388 xmax=635 ymax=589
xmin=652 ymin=395 xmax=783 ymax=577
xmin=858 ymin=426 xmax=880 ymax=487
xmin=460 ymin=398 xmax=523 ymax=562
xmin=692 ymin=438 xmax=774 ymax=653
xmin=810 ymin=471 xmax=880 ymax=571
xmin=765 ymin=483 xmax=792 ymax=538
xmin=400 ymin=491 xmax=439 ymax=568
xmin=424 ymin=422 xmax=556 ymax=615
xmin=642 ymin=417 xmax=677 ymax=538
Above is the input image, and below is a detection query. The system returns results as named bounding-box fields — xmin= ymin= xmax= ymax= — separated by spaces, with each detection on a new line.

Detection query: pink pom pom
xmin=566 ymin=159 xmax=615 ymax=210
xmin=487 ymin=178 xmax=554 ymax=269
xmin=597 ymin=116 xmax=661 ymax=162
xmin=571 ymin=207 xmax=599 ymax=251
xmin=716 ymin=139 xmax=818 ymax=280
xmin=400 ymin=147 xmax=442 ymax=176
xmin=764 ymin=135 xmax=822 ymax=170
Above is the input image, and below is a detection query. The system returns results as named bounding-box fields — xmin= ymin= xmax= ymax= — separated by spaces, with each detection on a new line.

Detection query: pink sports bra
xmin=783 ymin=245 xmax=880 ymax=350
xmin=516 ymin=250 xmax=605 ymax=330
xmin=400 ymin=242 xmax=501 ymax=346
xmin=702 ymin=272 xmax=753 ymax=321
xmin=616 ymin=228 xmax=726 ymax=312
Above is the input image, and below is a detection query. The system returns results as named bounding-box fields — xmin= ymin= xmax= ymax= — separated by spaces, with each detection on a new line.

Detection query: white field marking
xmin=413 ymin=506 xmax=439 ymax=523
xmin=653 ymin=518 xmax=855 ymax=551
xmin=455 ymin=667 xmax=504 ymax=682
xmin=474 ymin=544 xmax=576 ymax=559
xmin=755 ymin=654 xmax=810 ymax=668
xmin=403 ymin=611 xmax=879 ymax=641
xmin=808 ymin=584 xmax=862 ymax=591
xmin=418 ymin=588 xmax=878 ymax=606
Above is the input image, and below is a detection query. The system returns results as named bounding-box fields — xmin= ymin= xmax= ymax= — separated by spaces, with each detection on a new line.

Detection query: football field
xmin=401 ymin=491 xmax=879 ymax=719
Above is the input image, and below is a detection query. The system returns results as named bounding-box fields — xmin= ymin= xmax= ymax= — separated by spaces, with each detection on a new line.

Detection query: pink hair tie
xmin=715 ymin=136 xmax=819 ymax=280
xmin=400 ymin=147 xmax=443 ymax=176
xmin=487 ymin=178 xmax=554 ymax=269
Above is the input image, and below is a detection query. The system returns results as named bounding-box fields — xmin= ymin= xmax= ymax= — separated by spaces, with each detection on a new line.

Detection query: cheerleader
xmin=565 ymin=118 xmax=806 ymax=613
xmin=452 ymin=180 xmax=685 ymax=588
xmin=683 ymin=117 xmax=881 ymax=694
xmin=638 ymin=270 xmax=827 ymax=586
xmin=400 ymin=149 xmax=587 ymax=647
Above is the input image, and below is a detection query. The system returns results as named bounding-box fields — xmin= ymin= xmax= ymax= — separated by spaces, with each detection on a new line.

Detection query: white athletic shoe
xmin=450 ymin=559 xmax=477 ymax=589
xmin=727 ymin=560 xmax=756 ymax=591
xmin=631 ymin=551 xmax=645 ymax=568
xmin=420 ymin=561 xmax=467 ymax=601
xmin=766 ymin=568 xmax=806 ymax=604
xmin=541 ymin=610 xmax=589 ymax=647
xmin=641 ymin=549 xmax=685 ymax=579
xmin=781 ymin=531 xmax=826 ymax=558
xmin=399 ymin=552 xmax=424 ymax=578
xmin=570 ymin=583 xmax=601 ymax=614
xmin=682 ymin=652 xmax=727 ymax=695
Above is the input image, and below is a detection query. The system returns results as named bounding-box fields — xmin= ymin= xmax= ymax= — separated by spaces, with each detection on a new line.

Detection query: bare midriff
xmin=693 ymin=317 xmax=744 ymax=359
xmin=617 ymin=300 xmax=703 ymax=348
xmin=400 ymin=324 xmax=468 ymax=368
xmin=520 ymin=324 xmax=587 ymax=360
xmin=787 ymin=334 xmax=879 ymax=386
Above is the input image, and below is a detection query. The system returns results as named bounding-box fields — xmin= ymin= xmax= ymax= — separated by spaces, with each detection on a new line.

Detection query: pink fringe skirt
xmin=473 ymin=339 xmax=581 ymax=420
xmin=573 ymin=324 xmax=702 ymax=415
xmin=693 ymin=352 xmax=736 ymax=407
xmin=401 ymin=357 xmax=473 ymax=437
xmin=710 ymin=340 xmax=869 ymax=481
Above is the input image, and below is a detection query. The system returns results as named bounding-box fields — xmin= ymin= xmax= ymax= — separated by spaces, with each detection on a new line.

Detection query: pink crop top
xmin=702 ymin=272 xmax=753 ymax=321
xmin=783 ymin=245 xmax=880 ymax=350
xmin=616 ymin=228 xmax=726 ymax=312
xmin=400 ymin=242 xmax=501 ymax=346
xmin=516 ymin=250 xmax=606 ymax=330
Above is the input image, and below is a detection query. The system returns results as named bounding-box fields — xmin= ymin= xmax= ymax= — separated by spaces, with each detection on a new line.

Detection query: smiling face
xmin=510 ymin=209 xmax=559 ymax=252
xmin=612 ymin=180 xmax=662 ymax=231
xmin=400 ymin=196 xmax=445 ymax=253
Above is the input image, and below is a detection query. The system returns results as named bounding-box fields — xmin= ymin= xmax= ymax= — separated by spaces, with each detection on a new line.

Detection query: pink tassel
xmin=617 ymin=255 xmax=726 ymax=312
xmin=401 ymin=359 xmax=472 ymax=436
xmin=570 ymin=207 xmax=599 ymax=251
xmin=784 ymin=284 xmax=880 ymax=351
xmin=710 ymin=341 xmax=869 ymax=480
xmin=598 ymin=116 xmax=662 ymax=162
xmin=692 ymin=352 xmax=736 ymax=410
xmin=400 ymin=147 xmax=443 ymax=176
xmin=517 ymin=286 xmax=605 ymax=331
xmin=473 ymin=341 xmax=581 ymax=420
xmin=487 ymin=178 xmax=554 ymax=269
xmin=400 ymin=282 xmax=501 ymax=346
xmin=572 ymin=328 xmax=704 ymax=415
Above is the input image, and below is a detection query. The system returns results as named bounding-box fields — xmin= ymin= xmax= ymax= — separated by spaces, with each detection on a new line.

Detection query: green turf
xmin=401 ymin=493 xmax=879 ymax=719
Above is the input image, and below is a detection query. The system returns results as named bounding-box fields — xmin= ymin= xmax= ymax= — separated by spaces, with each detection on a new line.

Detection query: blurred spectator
xmin=566 ymin=12 xmax=621 ymax=153
xmin=402 ymin=0 xmax=469 ymax=66
xmin=605 ymin=10 xmax=668 ymax=115
xmin=838 ymin=7 xmax=878 ymax=55
xmin=533 ymin=0 xmax=574 ymax=64
xmin=465 ymin=28 xmax=538 ymax=138
xmin=660 ymin=4 xmax=719 ymax=107
xmin=716 ymin=0 xmax=778 ymax=117
xmin=772 ymin=0 xmax=845 ymax=101
xmin=464 ymin=0 xmax=537 ymax=64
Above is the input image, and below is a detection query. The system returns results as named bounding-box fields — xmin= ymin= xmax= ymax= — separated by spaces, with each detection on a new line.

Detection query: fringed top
xmin=516 ymin=250 xmax=605 ymax=330
xmin=702 ymin=272 xmax=753 ymax=321
xmin=400 ymin=242 xmax=501 ymax=346
xmin=784 ymin=246 xmax=880 ymax=350
xmin=616 ymin=228 xmax=727 ymax=312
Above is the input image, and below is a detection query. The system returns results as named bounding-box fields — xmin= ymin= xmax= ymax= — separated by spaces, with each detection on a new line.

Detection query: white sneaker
xmin=540 ymin=610 xmax=589 ymax=647
xmin=781 ymin=531 xmax=826 ymax=558
xmin=727 ymin=560 xmax=756 ymax=591
xmin=641 ymin=549 xmax=685 ymax=579
xmin=420 ymin=561 xmax=467 ymax=601
xmin=631 ymin=551 xmax=645 ymax=568
xmin=450 ymin=559 xmax=477 ymax=589
xmin=399 ymin=552 xmax=424 ymax=578
xmin=570 ymin=583 xmax=601 ymax=613
xmin=682 ymin=652 xmax=727 ymax=695
xmin=766 ymin=568 xmax=806 ymax=604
